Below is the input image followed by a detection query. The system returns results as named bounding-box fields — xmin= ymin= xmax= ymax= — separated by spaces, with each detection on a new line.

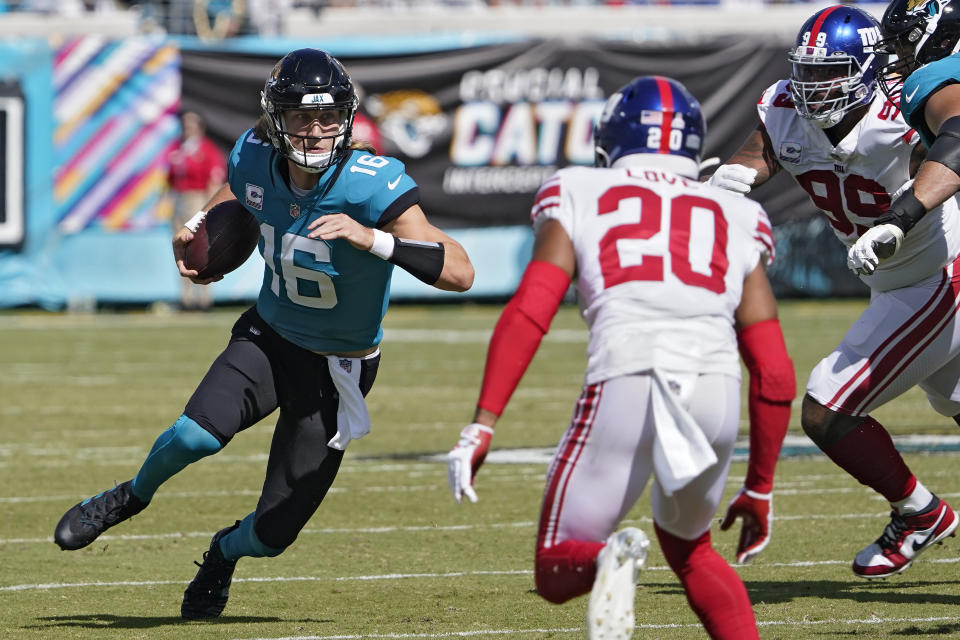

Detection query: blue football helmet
xmin=877 ymin=0 xmax=960 ymax=102
xmin=788 ymin=5 xmax=885 ymax=128
xmin=593 ymin=76 xmax=705 ymax=168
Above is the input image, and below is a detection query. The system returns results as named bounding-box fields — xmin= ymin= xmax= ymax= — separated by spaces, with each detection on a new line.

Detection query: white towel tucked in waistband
xmin=650 ymin=369 xmax=717 ymax=496
xmin=325 ymin=354 xmax=372 ymax=451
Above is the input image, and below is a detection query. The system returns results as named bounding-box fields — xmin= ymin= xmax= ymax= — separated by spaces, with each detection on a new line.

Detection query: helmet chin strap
xmin=594 ymin=146 xmax=612 ymax=168
xmin=915 ymin=7 xmax=945 ymax=59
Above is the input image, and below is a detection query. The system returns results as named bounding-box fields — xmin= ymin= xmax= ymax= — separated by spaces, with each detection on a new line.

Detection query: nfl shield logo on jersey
xmin=339 ymin=358 xmax=352 ymax=373
xmin=290 ymin=203 xmax=301 ymax=219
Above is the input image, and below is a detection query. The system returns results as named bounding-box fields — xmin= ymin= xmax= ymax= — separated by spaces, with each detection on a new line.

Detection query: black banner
xmin=181 ymin=38 xmax=867 ymax=296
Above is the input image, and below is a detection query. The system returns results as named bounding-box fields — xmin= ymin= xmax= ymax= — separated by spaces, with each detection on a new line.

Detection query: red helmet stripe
xmin=654 ymin=76 xmax=674 ymax=154
xmin=808 ymin=5 xmax=842 ymax=47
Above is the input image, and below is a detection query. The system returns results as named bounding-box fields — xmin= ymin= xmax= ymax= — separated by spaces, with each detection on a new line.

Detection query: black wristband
xmin=875 ymin=189 xmax=927 ymax=234
xmin=389 ymin=237 xmax=445 ymax=285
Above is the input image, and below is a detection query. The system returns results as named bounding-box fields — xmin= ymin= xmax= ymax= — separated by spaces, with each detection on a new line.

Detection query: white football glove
xmin=447 ymin=423 xmax=494 ymax=504
xmin=846 ymin=224 xmax=905 ymax=276
xmin=707 ymin=164 xmax=758 ymax=196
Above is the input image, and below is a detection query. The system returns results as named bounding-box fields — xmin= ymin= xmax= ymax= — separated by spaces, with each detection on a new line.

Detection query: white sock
xmin=892 ymin=482 xmax=934 ymax=515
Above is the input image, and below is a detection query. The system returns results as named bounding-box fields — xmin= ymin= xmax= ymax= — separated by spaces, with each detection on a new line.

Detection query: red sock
xmin=655 ymin=524 xmax=759 ymax=640
xmin=534 ymin=539 xmax=605 ymax=604
xmin=822 ymin=417 xmax=916 ymax=502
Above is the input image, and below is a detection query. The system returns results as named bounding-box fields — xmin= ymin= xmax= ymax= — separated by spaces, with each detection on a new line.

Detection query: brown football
xmin=183 ymin=200 xmax=260 ymax=279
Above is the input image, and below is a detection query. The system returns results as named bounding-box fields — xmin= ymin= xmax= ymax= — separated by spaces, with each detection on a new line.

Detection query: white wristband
xmin=184 ymin=210 xmax=207 ymax=233
xmin=369 ymin=228 xmax=396 ymax=260
xmin=464 ymin=423 xmax=494 ymax=436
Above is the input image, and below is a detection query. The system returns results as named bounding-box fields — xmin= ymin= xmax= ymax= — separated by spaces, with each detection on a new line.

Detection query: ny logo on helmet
xmin=858 ymin=26 xmax=882 ymax=51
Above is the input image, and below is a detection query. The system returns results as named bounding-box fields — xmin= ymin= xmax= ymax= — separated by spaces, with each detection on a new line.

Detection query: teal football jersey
xmin=901 ymin=52 xmax=960 ymax=147
xmin=227 ymin=130 xmax=419 ymax=352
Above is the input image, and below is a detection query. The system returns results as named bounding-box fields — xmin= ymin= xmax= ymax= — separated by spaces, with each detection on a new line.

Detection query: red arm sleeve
xmin=738 ymin=318 xmax=795 ymax=493
xmin=477 ymin=260 xmax=571 ymax=416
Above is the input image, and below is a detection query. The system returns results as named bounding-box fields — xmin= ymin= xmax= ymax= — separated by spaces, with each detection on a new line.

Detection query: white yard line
xmin=1 ymin=509 xmax=923 ymax=547
xmin=232 ymin=616 xmax=960 ymax=640
xmin=0 ymin=522 xmax=537 ymax=546
xmin=9 ymin=558 xmax=960 ymax=593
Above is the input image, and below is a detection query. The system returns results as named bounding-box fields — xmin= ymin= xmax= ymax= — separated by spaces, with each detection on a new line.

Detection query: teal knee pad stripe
xmin=131 ymin=415 xmax=222 ymax=502
xmin=170 ymin=415 xmax=223 ymax=454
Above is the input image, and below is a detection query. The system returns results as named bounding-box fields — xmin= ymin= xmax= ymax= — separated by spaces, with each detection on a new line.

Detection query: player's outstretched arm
xmin=306 ymin=204 xmax=474 ymax=291
xmin=912 ymin=84 xmax=960 ymax=210
xmin=705 ymin=124 xmax=780 ymax=194
xmin=448 ymin=219 xmax=574 ymax=503
xmin=720 ymin=264 xmax=795 ymax=564
xmin=381 ymin=205 xmax=474 ymax=292
xmin=853 ymin=83 xmax=960 ymax=276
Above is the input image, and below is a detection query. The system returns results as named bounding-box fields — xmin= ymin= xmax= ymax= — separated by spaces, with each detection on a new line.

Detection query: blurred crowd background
xmin=0 ymin=0 xmax=870 ymax=38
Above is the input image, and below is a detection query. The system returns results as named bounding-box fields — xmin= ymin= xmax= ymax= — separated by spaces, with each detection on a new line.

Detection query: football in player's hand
xmin=183 ymin=200 xmax=260 ymax=279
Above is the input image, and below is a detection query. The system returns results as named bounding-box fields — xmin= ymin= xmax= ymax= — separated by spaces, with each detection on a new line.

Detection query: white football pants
xmin=537 ymin=371 xmax=740 ymax=546
xmin=807 ymin=258 xmax=960 ymax=417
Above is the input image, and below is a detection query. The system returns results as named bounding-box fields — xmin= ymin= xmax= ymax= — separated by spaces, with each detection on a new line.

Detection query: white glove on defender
xmin=447 ymin=423 xmax=493 ymax=504
xmin=847 ymin=224 xmax=905 ymax=275
xmin=707 ymin=164 xmax=758 ymax=196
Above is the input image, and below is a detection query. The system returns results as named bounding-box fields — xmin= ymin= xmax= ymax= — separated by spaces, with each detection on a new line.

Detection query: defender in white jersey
xmin=447 ymin=76 xmax=782 ymax=640
xmin=710 ymin=5 xmax=960 ymax=580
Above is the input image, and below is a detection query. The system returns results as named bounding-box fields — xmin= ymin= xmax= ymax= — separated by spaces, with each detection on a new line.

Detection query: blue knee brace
xmin=131 ymin=415 xmax=222 ymax=502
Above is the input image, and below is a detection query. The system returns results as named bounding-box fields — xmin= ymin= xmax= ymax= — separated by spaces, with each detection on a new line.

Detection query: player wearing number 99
xmin=447 ymin=75 xmax=778 ymax=639
xmin=710 ymin=5 xmax=960 ymax=581
xmin=52 ymin=48 xmax=473 ymax=619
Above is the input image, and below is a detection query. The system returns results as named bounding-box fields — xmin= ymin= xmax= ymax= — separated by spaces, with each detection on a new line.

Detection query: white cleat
xmin=586 ymin=527 xmax=650 ymax=640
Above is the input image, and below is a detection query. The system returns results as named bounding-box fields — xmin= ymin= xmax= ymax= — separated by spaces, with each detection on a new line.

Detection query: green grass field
xmin=3 ymin=299 xmax=960 ymax=640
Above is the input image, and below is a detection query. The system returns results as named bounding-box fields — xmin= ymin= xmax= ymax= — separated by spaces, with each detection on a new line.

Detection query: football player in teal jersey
xmin=53 ymin=48 xmax=474 ymax=619
xmin=848 ymin=0 xmax=960 ymax=275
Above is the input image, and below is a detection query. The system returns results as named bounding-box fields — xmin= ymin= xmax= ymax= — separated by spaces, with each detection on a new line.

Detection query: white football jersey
xmin=531 ymin=165 xmax=774 ymax=385
xmin=759 ymin=79 xmax=960 ymax=291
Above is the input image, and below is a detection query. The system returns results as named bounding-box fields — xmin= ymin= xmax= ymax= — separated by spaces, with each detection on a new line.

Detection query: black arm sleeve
xmin=925 ymin=115 xmax=960 ymax=177
xmin=388 ymin=237 xmax=445 ymax=285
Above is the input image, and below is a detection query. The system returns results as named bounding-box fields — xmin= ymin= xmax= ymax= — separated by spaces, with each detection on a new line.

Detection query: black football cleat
xmin=54 ymin=480 xmax=147 ymax=550
xmin=181 ymin=521 xmax=241 ymax=619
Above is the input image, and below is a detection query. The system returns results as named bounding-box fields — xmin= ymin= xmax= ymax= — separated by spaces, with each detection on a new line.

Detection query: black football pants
xmin=183 ymin=306 xmax=379 ymax=549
